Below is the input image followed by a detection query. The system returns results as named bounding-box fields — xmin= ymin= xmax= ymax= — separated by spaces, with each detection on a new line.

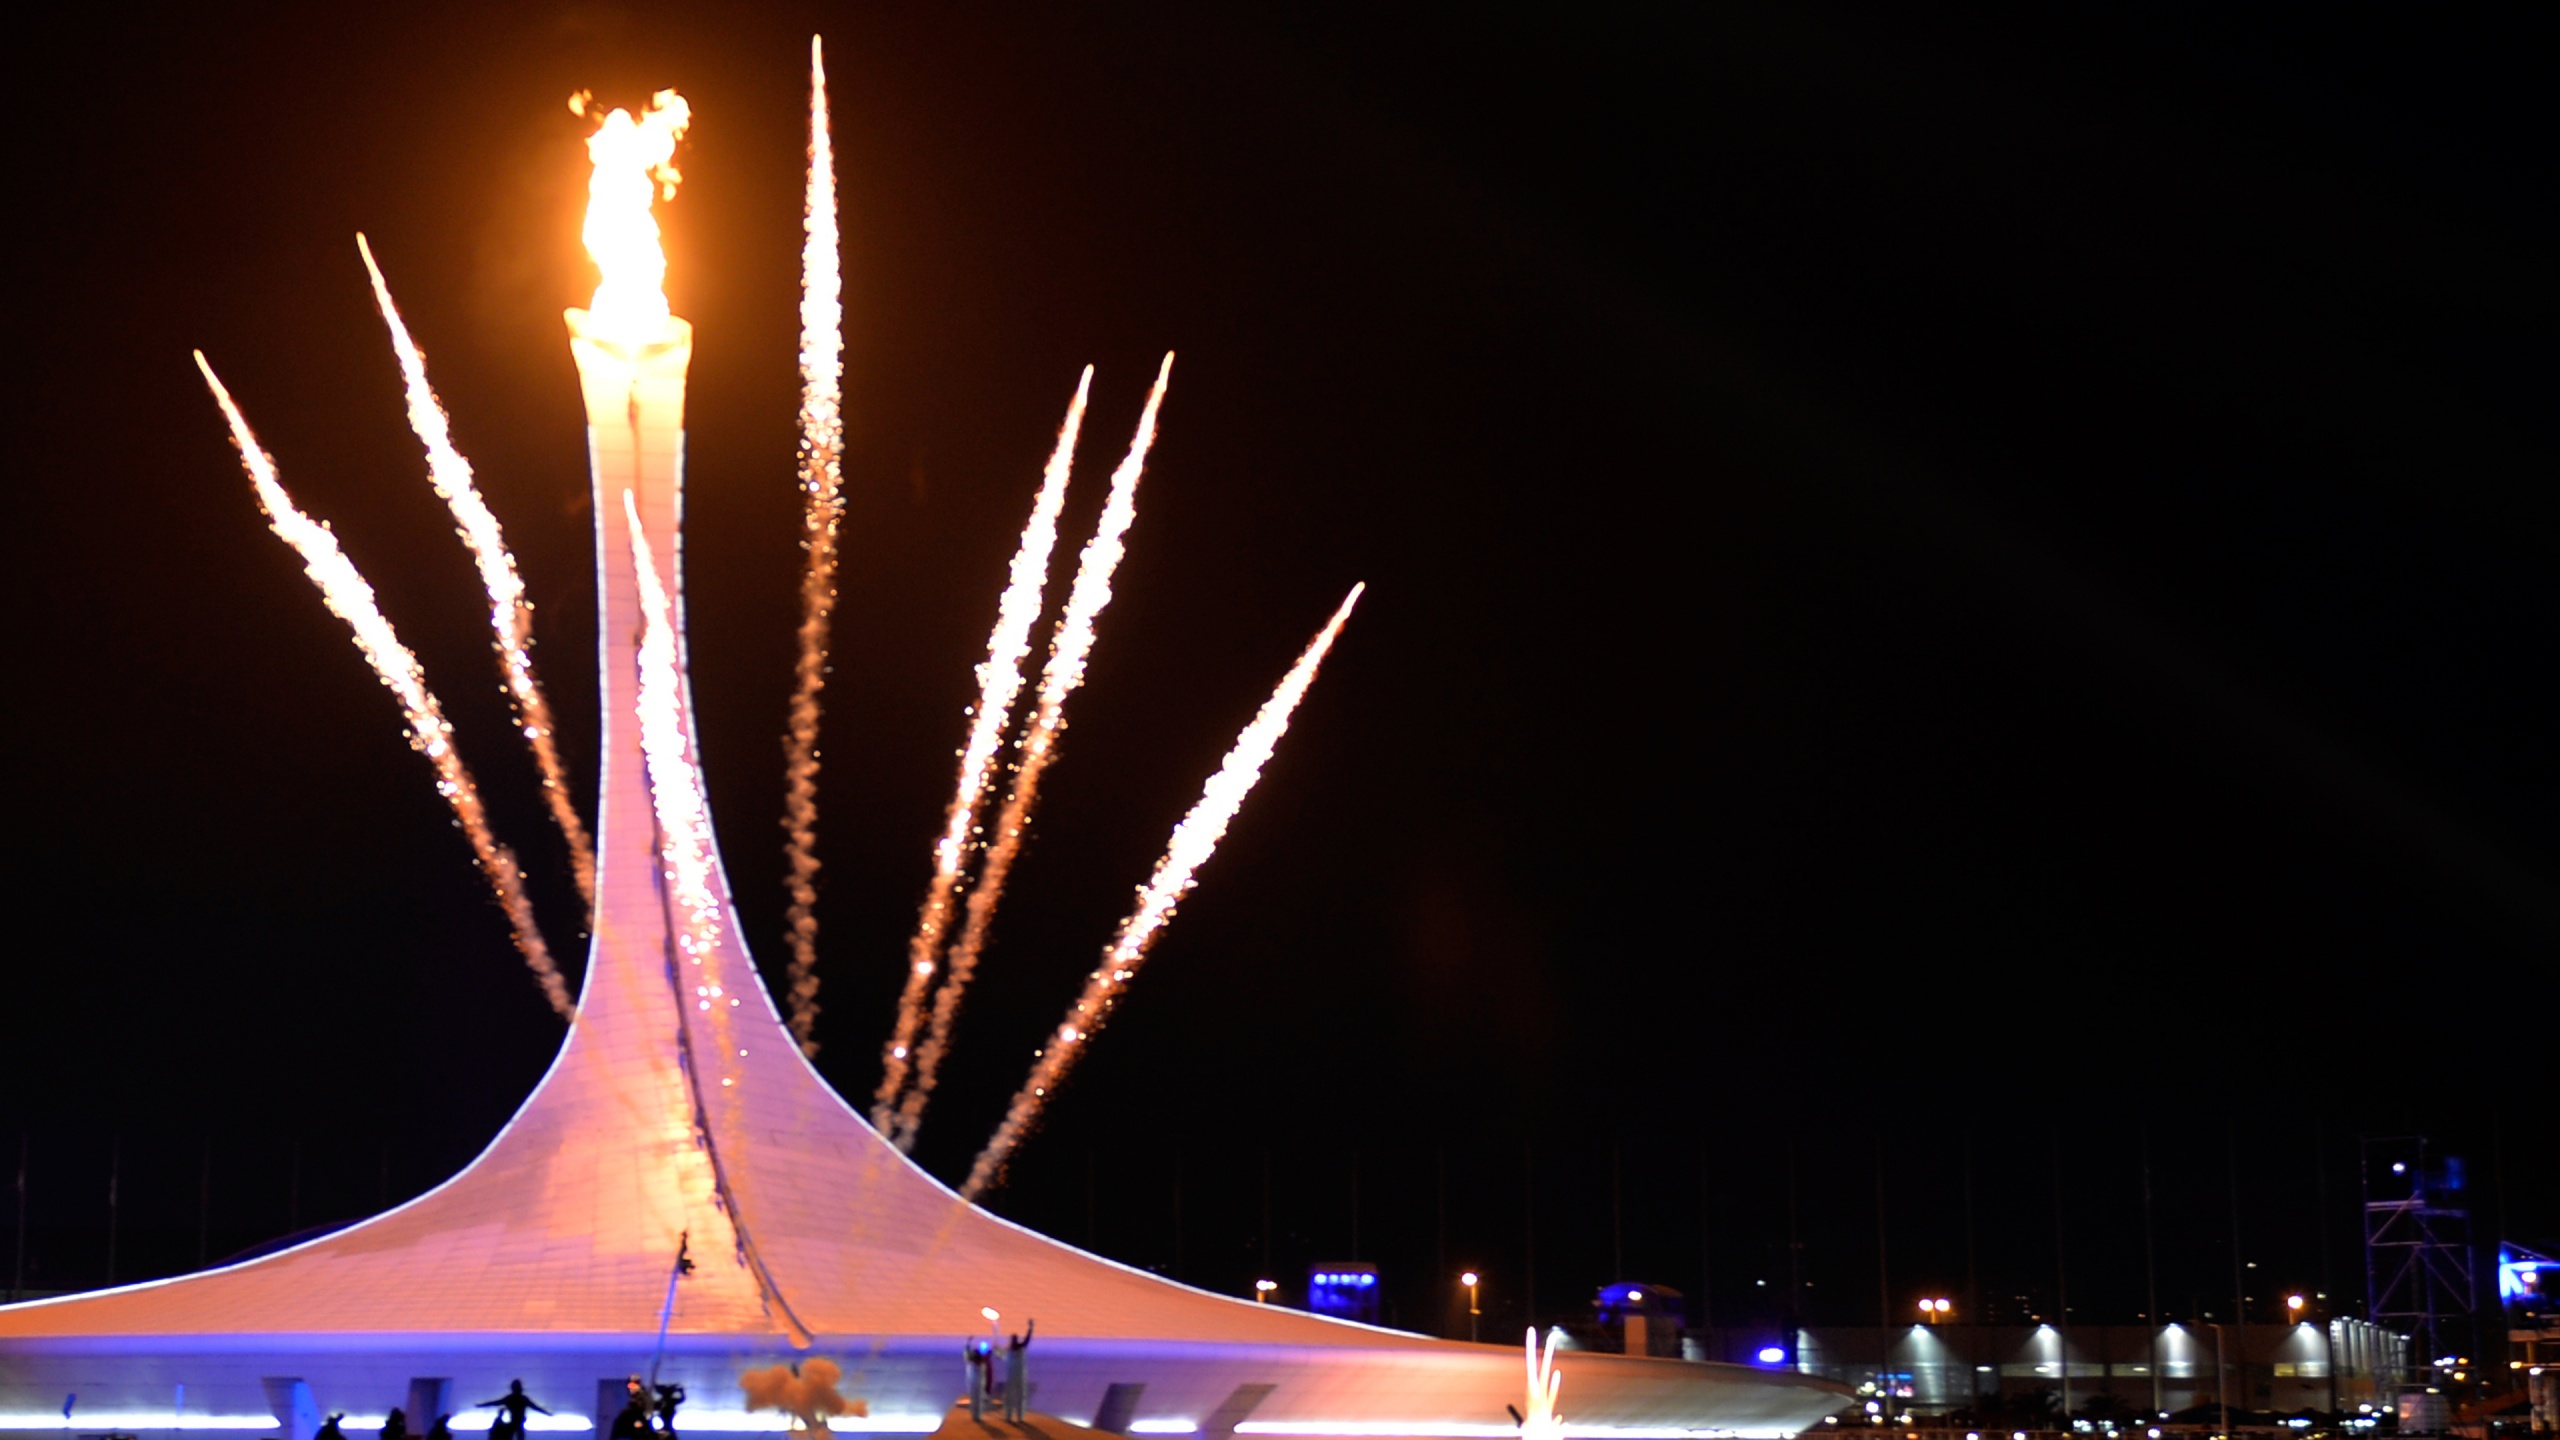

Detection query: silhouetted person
xmin=651 ymin=1383 xmax=685 ymax=1440
xmin=382 ymin=1406 xmax=409 ymax=1440
xmin=317 ymin=1415 xmax=347 ymax=1440
xmin=478 ymin=1381 xmax=550 ymax=1440
xmin=1003 ymin=1320 xmax=1035 ymax=1423
xmin=964 ymin=1337 xmax=994 ymax=1420
xmin=428 ymin=1416 xmax=454 ymax=1440
xmin=609 ymin=1385 xmax=650 ymax=1440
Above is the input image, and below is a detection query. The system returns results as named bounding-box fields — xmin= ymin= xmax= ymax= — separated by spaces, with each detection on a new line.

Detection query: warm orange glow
xmin=964 ymin=583 xmax=1363 ymax=1197
xmin=574 ymin=88 xmax=690 ymax=347
xmin=359 ymin=234 xmax=596 ymax=909
xmin=195 ymin=352 xmax=573 ymax=1019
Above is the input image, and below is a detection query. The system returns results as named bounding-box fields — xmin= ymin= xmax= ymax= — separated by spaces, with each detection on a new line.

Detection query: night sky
xmin=6 ymin=3 xmax=2552 ymax=1345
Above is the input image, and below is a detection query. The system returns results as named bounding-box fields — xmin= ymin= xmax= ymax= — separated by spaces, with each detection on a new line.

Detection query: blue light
xmin=2500 ymin=1257 xmax=2551 ymax=1302
xmin=1757 ymin=1346 xmax=1787 ymax=1365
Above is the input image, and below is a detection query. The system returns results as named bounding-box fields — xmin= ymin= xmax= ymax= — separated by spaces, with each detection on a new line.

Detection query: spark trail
xmin=780 ymin=35 xmax=844 ymax=1057
xmin=892 ymin=354 xmax=1173 ymax=1148
xmin=357 ymin=233 xmax=596 ymax=910
xmin=962 ymin=583 xmax=1364 ymax=1198
xmin=625 ymin=493 xmax=738 ymax=1042
xmin=1521 ymin=1328 xmax=1564 ymax=1440
xmin=195 ymin=352 xmax=574 ymax=1019
xmin=628 ymin=494 xmax=812 ymax=1348
xmin=873 ymin=371 xmax=1092 ymax=1135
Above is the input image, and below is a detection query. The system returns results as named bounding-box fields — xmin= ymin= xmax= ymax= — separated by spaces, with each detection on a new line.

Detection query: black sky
xmin=4 ymin=2 xmax=2552 ymax=1340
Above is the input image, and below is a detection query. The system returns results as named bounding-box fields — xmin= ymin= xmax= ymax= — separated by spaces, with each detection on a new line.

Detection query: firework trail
xmin=872 ymin=371 xmax=1091 ymax=1135
xmin=356 ymin=233 xmax=596 ymax=910
xmin=892 ymin=354 xmax=1173 ymax=1148
xmin=625 ymin=492 xmax=736 ymax=1021
xmin=780 ymin=35 xmax=844 ymax=1057
xmin=1521 ymin=1328 xmax=1564 ymax=1440
xmin=962 ymin=583 xmax=1364 ymax=1198
xmin=195 ymin=352 xmax=574 ymax=1019
xmin=627 ymin=494 xmax=813 ymax=1348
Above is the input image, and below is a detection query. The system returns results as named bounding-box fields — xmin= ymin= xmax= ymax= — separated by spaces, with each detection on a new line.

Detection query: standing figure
xmin=427 ymin=1416 xmax=454 ymax=1440
xmin=651 ymin=1383 xmax=685 ymax=1440
xmin=381 ymin=1407 xmax=410 ymax=1440
xmin=609 ymin=1378 xmax=650 ymax=1440
xmin=317 ymin=1416 xmax=347 ymax=1440
xmin=963 ymin=1337 xmax=995 ymax=1421
xmin=1003 ymin=1321 xmax=1035 ymax=1423
xmin=478 ymin=1381 xmax=551 ymax=1440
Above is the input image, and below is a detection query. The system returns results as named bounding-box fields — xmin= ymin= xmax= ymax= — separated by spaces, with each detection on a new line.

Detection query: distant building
xmin=1590 ymin=1282 xmax=1689 ymax=1358
xmin=1683 ymin=1321 xmax=2409 ymax=1416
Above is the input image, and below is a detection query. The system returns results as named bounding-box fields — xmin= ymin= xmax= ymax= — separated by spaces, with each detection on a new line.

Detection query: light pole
xmin=1461 ymin=1271 xmax=1482 ymax=1342
xmin=2207 ymin=1322 xmax=2231 ymax=1440
xmin=1255 ymin=1279 xmax=1276 ymax=1305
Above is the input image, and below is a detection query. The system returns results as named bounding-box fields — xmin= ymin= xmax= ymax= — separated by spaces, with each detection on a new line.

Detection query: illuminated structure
xmin=1306 ymin=1267 xmax=1383 ymax=1327
xmin=1754 ymin=1320 xmax=2409 ymax=1416
xmin=0 ymin=59 xmax=1847 ymax=1440
xmin=2362 ymin=1139 xmax=2477 ymax=1378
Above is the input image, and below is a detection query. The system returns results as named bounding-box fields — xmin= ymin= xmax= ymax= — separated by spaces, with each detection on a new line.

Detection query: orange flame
xmin=963 ymin=583 xmax=1364 ymax=1197
xmin=575 ymin=88 xmax=691 ymax=346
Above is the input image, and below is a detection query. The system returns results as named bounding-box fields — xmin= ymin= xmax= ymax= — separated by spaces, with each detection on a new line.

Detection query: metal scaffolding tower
xmin=2363 ymin=1136 xmax=2478 ymax=1372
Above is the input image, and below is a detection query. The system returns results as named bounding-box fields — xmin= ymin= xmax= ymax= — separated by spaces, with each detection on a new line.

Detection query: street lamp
xmin=1920 ymin=1298 xmax=1952 ymax=1325
xmin=1461 ymin=1271 xmax=1482 ymax=1343
xmin=1255 ymin=1279 xmax=1276 ymax=1305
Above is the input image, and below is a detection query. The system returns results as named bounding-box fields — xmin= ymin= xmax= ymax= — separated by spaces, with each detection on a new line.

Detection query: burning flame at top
xmin=572 ymin=88 xmax=691 ymax=346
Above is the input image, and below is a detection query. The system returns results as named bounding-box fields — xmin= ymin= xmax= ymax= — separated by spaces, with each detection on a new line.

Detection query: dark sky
xmin=5 ymin=2 xmax=2552 ymax=1343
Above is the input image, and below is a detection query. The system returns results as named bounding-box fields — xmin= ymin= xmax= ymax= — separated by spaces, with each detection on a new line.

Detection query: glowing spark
xmin=1521 ymin=1329 xmax=1564 ymax=1440
xmin=195 ymin=352 xmax=572 ymax=1019
xmin=578 ymin=88 xmax=691 ymax=347
xmin=962 ymin=583 xmax=1364 ymax=1197
xmin=871 ymin=370 xmax=1091 ymax=1138
xmin=893 ymin=354 xmax=1173 ymax=1148
xmin=780 ymin=35 xmax=843 ymax=1058
xmin=624 ymin=493 xmax=732 ymax=1017
xmin=629 ymin=495 xmax=813 ymax=1348
xmin=357 ymin=234 xmax=596 ymax=910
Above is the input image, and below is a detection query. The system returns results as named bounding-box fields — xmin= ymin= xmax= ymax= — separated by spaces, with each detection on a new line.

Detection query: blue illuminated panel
xmin=2499 ymin=1244 xmax=2557 ymax=1318
xmin=1307 ymin=1262 xmax=1380 ymax=1323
